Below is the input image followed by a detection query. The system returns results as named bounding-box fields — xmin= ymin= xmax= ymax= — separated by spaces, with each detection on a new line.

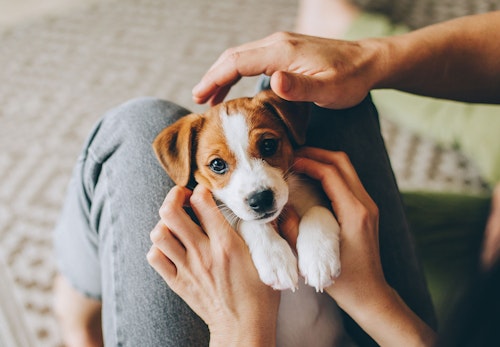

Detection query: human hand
xmin=147 ymin=185 xmax=280 ymax=347
xmin=291 ymin=147 xmax=384 ymax=309
xmin=290 ymin=147 xmax=436 ymax=346
xmin=192 ymin=32 xmax=379 ymax=109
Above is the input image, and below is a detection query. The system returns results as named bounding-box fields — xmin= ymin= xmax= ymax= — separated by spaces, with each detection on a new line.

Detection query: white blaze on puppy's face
xmin=211 ymin=110 xmax=289 ymax=222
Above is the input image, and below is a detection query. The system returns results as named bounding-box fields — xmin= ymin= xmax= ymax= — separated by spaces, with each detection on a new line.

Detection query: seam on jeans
xmin=103 ymin=163 xmax=122 ymax=346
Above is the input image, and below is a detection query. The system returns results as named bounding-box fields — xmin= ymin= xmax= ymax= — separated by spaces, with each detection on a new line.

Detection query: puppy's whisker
xmin=215 ymin=203 xmax=241 ymax=229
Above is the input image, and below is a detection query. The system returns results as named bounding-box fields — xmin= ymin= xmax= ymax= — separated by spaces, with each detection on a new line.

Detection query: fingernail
xmin=280 ymin=73 xmax=291 ymax=93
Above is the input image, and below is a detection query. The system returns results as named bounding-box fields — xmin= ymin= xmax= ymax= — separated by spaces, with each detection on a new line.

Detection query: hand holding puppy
xmin=147 ymin=185 xmax=280 ymax=347
xmin=291 ymin=147 xmax=436 ymax=347
xmin=291 ymin=147 xmax=383 ymax=308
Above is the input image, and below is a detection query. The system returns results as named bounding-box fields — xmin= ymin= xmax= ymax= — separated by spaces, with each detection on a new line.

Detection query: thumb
xmin=189 ymin=185 xmax=229 ymax=238
xmin=270 ymin=71 xmax=330 ymax=105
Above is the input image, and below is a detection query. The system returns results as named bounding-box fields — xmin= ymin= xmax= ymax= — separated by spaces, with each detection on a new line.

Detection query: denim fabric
xmin=54 ymin=95 xmax=436 ymax=346
xmin=306 ymin=99 xmax=436 ymax=345
xmin=54 ymin=97 xmax=210 ymax=346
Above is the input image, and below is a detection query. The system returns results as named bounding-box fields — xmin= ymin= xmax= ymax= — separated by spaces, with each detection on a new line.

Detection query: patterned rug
xmin=0 ymin=0 xmax=488 ymax=346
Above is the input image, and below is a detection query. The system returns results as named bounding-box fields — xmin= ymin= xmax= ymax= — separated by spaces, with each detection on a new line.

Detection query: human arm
xmin=147 ymin=185 xmax=279 ymax=347
xmin=290 ymin=147 xmax=437 ymax=347
xmin=374 ymin=11 xmax=500 ymax=104
xmin=192 ymin=11 xmax=500 ymax=108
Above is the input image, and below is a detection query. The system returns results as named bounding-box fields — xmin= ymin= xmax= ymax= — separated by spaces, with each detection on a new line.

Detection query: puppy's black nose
xmin=247 ymin=189 xmax=275 ymax=213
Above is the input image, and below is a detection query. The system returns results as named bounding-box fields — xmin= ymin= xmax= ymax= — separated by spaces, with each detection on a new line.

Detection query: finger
xmin=295 ymin=146 xmax=339 ymax=163
xmin=295 ymin=148 xmax=375 ymax=211
xmin=270 ymin=71 xmax=332 ymax=104
xmin=150 ymin=220 xmax=186 ymax=266
xmin=160 ymin=186 xmax=206 ymax=248
xmin=207 ymin=84 xmax=235 ymax=106
xmin=292 ymin=156 xmax=360 ymax=220
xmin=189 ymin=185 xmax=232 ymax=239
xmin=193 ymin=48 xmax=272 ymax=104
xmin=147 ymin=246 xmax=177 ymax=286
xmin=192 ymin=34 xmax=295 ymax=103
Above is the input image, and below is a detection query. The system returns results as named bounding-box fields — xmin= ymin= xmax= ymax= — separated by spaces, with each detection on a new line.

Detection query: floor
xmin=0 ymin=0 xmax=92 ymax=26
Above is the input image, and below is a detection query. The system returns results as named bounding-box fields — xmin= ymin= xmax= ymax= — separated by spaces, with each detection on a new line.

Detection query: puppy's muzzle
xmin=247 ymin=189 xmax=276 ymax=218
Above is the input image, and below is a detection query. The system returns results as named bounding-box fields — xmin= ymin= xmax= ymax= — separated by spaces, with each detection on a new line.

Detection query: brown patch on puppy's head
xmin=152 ymin=90 xmax=310 ymax=191
xmin=252 ymin=89 xmax=310 ymax=147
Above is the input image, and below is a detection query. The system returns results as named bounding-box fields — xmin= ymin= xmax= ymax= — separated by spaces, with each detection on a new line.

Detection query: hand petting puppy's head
xmin=153 ymin=90 xmax=309 ymax=223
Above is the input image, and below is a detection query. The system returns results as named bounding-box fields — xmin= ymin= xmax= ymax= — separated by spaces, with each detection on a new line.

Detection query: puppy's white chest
xmin=278 ymin=282 xmax=345 ymax=347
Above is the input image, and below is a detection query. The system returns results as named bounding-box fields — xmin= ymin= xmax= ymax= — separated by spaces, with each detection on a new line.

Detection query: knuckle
xmin=221 ymin=47 xmax=236 ymax=59
xmin=323 ymin=165 xmax=338 ymax=179
xmin=270 ymin=31 xmax=299 ymax=52
xmin=190 ymin=188 xmax=211 ymax=211
xmin=189 ymin=190 xmax=204 ymax=207
xmin=332 ymin=151 xmax=349 ymax=164
xmin=351 ymin=202 xmax=370 ymax=227
xmin=369 ymin=202 xmax=379 ymax=221
xmin=150 ymin=223 xmax=165 ymax=243
xmin=271 ymin=31 xmax=294 ymax=42
xmin=353 ymin=200 xmax=378 ymax=227
xmin=146 ymin=247 xmax=161 ymax=264
xmin=225 ymin=49 xmax=242 ymax=66
xmin=159 ymin=199 xmax=178 ymax=221
xmin=357 ymin=204 xmax=370 ymax=221
xmin=369 ymin=201 xmax=380 ymax=221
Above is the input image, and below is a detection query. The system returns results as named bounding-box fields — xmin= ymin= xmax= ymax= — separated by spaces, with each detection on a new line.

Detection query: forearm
xmin=367 ymin=11 xmax=500 ymax=104
xmin=330 ymin=282 xmax=436 ymax=347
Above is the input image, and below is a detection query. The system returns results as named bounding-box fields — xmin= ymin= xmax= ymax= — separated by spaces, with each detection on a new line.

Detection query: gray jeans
xmin=54 ymin=96 xmax=436 ymax=346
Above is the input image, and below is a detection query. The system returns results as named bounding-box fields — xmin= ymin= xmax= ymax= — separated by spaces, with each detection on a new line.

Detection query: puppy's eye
xmin=209 ymin=158 xmax=228 ymax=174
xmin=260 ymin=138 xmax=279 ymax=157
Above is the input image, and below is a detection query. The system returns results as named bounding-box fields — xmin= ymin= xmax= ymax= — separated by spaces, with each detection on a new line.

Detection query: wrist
xmin=356 ymin=37 xmax=393 ymax=91
xmin=209 ymin=317 xmax=277 ymax=347
xmin=344 ymin=283 xmax=436 ymax=347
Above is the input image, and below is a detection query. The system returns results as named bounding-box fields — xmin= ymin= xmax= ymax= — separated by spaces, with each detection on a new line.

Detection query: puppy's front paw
xmin=297 ymin=206 xmax=341 ymax=292
xmin=252 ymin=237 xmax=299 ymax=291
xmin=239 ymin=222 xmax=299 ymax=291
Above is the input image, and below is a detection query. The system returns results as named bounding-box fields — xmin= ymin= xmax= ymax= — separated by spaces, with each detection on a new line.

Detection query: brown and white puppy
xmin=153 ymin=90 xmax=346 ymax=346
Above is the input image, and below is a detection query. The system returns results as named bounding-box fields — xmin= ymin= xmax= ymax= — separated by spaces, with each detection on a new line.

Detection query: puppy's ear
xmin=255 ymin=89 xmax=310 ymax=146
xmin=153 ymin=113 xmax=204 ymax=187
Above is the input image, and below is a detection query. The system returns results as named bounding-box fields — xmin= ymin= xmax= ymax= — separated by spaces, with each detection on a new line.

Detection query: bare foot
xmin=295 ymin=0 xmax=360 ymax=38
xmin=53 ymin=275 xmax=103 ymax=347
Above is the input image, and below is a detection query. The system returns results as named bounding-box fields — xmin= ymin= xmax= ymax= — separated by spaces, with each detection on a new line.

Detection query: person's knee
xmin=102 ymin=97 xmax=190 ymax=139
xmin=81 ymin=97 xmax=190 ymax=167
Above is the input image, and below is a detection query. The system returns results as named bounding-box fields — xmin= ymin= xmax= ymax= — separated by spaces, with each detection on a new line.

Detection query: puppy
xmin=153 ymin=90 xmax=347 ymax=346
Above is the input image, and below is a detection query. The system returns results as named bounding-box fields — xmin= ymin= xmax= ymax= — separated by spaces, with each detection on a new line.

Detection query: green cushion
xmin=345 ymin=13 xmax=500 ymax=187
xmin=401 ymin=191 xmax=490 ymax=326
